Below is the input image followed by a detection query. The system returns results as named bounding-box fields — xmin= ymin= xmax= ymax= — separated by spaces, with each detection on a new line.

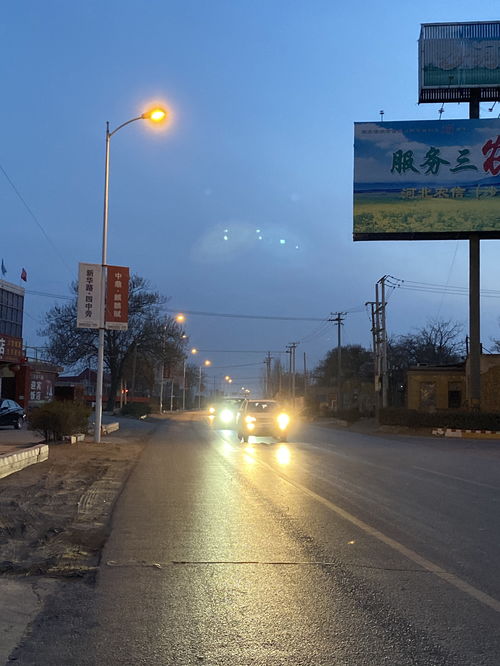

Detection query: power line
xmin=25 ymin=289 xmax=73 ymax=300
xmin=0 ymin=163 xmax=74 ymax=275
xmin=167 ymin=308 xmax=326 ymax=322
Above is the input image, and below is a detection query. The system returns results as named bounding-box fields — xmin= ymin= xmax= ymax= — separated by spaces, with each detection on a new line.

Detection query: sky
xmin=3 ymin=0 xmax=500 ymax=395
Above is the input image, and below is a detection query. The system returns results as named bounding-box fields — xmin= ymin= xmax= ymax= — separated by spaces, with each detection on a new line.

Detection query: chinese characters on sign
xmin=29 ymin=372 xmax=54 ymax=403
xmin=76 ymin=264 xmax=129 ymax=330
xmin=353 ymin=118 xmax=500 ymax=240
xmin=0 ymin=334 xmax=23 ymax=363
xmin=105 ymin=266 xmax=129 ymax=330
xmin=77 ymin=263 xmax=102 ymax=329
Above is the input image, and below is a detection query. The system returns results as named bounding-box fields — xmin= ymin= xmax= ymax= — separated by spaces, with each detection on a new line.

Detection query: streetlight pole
xmin=182 ymin=358 xmax=187 ymax=410
xmin=198 ymin=366 xmax=202 ymax=409
xmin=94 ymin=108 xmax=167 ymax=442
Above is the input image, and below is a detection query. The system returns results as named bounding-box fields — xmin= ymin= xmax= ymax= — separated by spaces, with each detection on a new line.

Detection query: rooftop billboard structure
xmin=419 ymin=22 xmax=500 ymax=103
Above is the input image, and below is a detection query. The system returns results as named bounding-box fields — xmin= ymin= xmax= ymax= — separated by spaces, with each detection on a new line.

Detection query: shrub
xmin=120 ymin=402 xmax=152 ymax=418
xmin=29 ymin=401 xmax=91 ymax=442
xmin=378 ymin=408 xmax=500 ymax=431
xmin=336 ymin=408 xmax=361 ymax=423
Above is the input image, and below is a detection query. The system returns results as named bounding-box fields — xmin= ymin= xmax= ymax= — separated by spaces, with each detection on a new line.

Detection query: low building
xmin=407 ymin=354 xmax=500 ymax=412
xmin=407 ymin=363 xmax=466 ymax=411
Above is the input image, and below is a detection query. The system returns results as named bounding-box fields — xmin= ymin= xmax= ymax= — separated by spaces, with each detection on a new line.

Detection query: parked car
xmin=236 ymin=399 xmax=290 ymax=442
xmin=0 ymin=399 xmax=26 ymax=429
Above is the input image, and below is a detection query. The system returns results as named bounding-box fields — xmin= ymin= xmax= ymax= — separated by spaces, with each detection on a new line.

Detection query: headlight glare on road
xmin=277 ymin=413 xmax=290 ymax=430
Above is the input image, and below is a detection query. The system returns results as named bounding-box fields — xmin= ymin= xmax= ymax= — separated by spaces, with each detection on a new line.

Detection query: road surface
xmin=10 ymin=415 xmax=500 ymax=665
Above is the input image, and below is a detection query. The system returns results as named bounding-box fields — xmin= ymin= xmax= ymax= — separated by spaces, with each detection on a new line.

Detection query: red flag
xmin=20 ymin=268 xmax=27 ymax=282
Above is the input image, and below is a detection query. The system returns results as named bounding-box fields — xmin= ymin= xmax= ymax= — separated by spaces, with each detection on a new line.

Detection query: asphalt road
xmin=11 ymin=416 xmax=500 ymax=665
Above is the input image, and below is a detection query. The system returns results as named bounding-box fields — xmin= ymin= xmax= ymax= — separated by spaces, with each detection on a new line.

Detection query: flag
xmin=20 ymin=268 xmax=27 ymax=282
xmin=1 ymin=259 xmax=5 ymax=276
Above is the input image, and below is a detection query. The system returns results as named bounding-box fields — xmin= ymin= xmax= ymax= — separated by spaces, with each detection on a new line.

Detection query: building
xmin=0 ymin=278 xmax=26 ymax=401
xmin=0 ymin=278 xmax=61 ymax=408
xmin=407 ymin=363 xmax=466 ymax=411
xmin=407 ymin=354 xmax=500 ymax=412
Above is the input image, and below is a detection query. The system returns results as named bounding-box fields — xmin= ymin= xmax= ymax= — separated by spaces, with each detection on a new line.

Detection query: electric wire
xmin=0 ymin=163 xmax=74 ymax=275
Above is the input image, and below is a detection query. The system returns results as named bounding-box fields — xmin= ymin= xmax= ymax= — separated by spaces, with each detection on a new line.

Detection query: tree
xmin=387 ymin=319 xmax=465 ymax=407
xmin=314 ymin=344 xmax=373 ymax=386
xmin=41 ymin=275 xmax=186 ymax=410
xmin=389 ymin=319 xmax=464 ymax=369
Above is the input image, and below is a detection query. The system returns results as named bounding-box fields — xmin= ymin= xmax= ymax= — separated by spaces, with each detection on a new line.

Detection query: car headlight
xmin=245 ymin=415 xmax=256 ymax=423
xmin=277 ymin=413 xmax=290 ymax=430
xmin=220 ymin=409 xmax=234 ymax=423
xmin=209 ymin=406 xmax=215 ymax=414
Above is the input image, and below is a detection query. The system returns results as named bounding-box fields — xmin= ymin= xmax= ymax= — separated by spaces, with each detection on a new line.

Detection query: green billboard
xmin=353 ymin=118 xmax=500 ymax=240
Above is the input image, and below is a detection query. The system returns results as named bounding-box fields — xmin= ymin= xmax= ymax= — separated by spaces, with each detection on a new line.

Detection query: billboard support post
xmin=469 ymin=97 xmax=481 ymax=410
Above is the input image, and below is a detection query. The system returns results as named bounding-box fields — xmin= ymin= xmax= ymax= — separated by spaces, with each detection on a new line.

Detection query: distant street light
xmin=94 ymin=106 xmax=168 ymax=442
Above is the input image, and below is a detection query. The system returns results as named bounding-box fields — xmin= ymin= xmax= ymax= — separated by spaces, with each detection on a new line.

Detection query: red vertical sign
xmin=105 ymin=266 xmax=129 ymax=330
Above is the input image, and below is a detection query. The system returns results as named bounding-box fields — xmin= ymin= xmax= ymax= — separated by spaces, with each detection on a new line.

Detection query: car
xmin=0 ymin=399 xmax=26 ymax=429
xmin=209 ymin=397 xmax=245 ymax=429
xmin=236 ymin=399 xmax=290 ymax=442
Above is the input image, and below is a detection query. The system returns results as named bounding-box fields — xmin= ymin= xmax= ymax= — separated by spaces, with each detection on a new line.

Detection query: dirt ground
xmin=0 ymin=418 xmax=155 ymax=580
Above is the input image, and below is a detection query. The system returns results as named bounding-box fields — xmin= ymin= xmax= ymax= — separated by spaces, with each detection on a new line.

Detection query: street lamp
xmin=94 ymin=106 xmax=168 ymax=443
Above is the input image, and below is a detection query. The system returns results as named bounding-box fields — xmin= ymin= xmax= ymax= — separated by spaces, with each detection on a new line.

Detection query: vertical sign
xmin=77 ymin=263 xmax=102 ymax=329
xmin=106 ymin=266 xmax=129 ymax=330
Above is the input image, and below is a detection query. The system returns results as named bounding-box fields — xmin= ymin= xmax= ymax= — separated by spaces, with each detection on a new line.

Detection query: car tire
xmin=14 ymin=417 xmax=23 ymax=430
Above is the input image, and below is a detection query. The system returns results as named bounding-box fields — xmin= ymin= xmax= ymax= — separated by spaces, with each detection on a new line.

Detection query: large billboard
xmin=419 ymin=22 xmax=500 ymax=103
xmin=353 ymin=118 xmax=500 ymax=241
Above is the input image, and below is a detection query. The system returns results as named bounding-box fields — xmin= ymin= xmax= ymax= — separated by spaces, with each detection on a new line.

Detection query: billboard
xmin=419 ymin=22 xmax=500 ymax=103
xmin=105 ymin=266 xmax=129 ymax=331
xmin=353 ymin=118 xmax=500 ymax=241
xmin=77 ymin=263 xmax=102 ymax=328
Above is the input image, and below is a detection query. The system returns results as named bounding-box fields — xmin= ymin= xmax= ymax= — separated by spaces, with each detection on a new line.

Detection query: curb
xmin=432 ymin=428 xmax=500 ymax=439
xmin=0 ymin=443 xmax=49 ymax=480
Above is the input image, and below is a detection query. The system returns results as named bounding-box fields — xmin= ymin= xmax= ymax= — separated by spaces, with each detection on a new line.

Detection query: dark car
xmin=0 ymin=399 xmax=26 ymax=429
xmin=236 ymin=399 xmax=290 ymax=442
xmin=209 ymin=397 xmax=245 ymax=429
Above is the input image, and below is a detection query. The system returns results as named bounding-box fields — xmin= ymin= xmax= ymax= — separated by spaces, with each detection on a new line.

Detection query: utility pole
xmin=286 ymin=343 xmax=297 ymax=407
xmin=329 ymin=313 xmax=345 ymax=412
xmin=303 ymin=351 xmax=308 ymax=397
xmin=366 ymin=301 xmax=379 ymax=410
xmin=369 ymin=276 xmax=389 ymax=412
xmin=265 ymin=352 xmax=272 ymax=397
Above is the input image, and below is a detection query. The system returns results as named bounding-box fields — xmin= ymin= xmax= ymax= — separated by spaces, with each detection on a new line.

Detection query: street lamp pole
xmin=182 ymin=359 xmax=187 ymax=410
xmin=94 ymin=122 xmax=111 ymax=443
xmin=94 ymin=108 xmax=167 ymax=442
xmin=198 ymin=366 xmax=202 ymax=409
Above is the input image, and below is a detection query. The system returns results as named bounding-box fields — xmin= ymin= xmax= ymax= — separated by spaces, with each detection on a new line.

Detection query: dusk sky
xmin=3 ymin=1 xmax=500 ymax=393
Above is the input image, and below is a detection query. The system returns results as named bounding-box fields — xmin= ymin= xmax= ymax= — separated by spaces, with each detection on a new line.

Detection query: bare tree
xmin=41 ymin=275 xmax=186 ymax=410
xmin=390 ymin=319 xmax=465 ymax=368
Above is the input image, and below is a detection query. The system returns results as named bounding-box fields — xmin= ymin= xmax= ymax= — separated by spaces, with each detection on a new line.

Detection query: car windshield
xmin=246 ymin=401 xmax=280 ymax=413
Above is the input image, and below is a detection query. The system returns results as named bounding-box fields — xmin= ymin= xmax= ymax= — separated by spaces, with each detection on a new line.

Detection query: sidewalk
xmin=0 ymin=414 xmax=159 ymax=664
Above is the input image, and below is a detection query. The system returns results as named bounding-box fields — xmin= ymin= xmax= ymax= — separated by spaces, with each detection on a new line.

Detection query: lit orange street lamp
xmin=94 ymin=105 xmax=168 ymax=442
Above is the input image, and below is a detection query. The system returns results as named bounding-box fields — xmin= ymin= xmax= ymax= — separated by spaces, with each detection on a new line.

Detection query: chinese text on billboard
xmin=353 ymin=119 xmax=500 ymax=240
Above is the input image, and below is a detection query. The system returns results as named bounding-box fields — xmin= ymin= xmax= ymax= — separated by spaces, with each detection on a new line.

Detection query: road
xmin=10 ymin=415 xmax=500 ymax=665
